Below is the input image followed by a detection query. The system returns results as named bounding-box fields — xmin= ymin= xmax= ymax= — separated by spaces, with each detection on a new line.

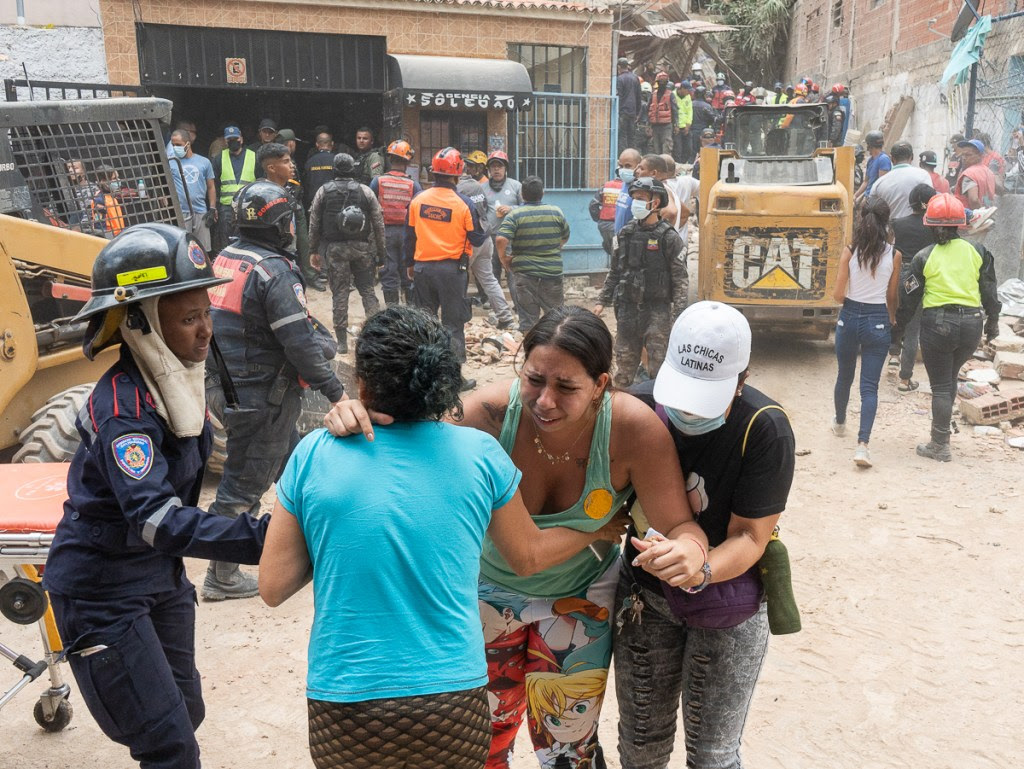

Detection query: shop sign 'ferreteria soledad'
xmin=404 ymin=91 xmax=531 ymax=110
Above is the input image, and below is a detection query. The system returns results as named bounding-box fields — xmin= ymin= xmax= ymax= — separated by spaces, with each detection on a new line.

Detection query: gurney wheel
xmin=34 ymin=698 xmax=73 ymax=733
xmin=0 ymin=577 xmax=47 ymax=624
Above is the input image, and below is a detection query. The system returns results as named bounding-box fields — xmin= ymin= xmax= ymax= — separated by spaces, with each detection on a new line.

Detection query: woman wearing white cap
xmin=615 ymin=300 xmax=796 ymax=769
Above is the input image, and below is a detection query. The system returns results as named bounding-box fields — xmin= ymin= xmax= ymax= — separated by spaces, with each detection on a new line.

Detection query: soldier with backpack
xmin=593 ymin=177 xmax=688 ymax=387
xmin=309 ymin=153 xmax=385 ymax=352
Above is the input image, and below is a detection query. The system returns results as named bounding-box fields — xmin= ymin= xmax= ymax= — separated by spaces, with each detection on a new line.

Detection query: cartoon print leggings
xmin=479 ymin=560 xmax=619 ymax=769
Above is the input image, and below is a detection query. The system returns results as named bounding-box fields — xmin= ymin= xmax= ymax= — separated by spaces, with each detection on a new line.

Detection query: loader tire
xmin=12 ymin=384 xmax=94 ymax=464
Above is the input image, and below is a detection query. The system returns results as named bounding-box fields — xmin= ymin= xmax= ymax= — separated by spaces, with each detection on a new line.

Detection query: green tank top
xmin=478 ymin=380 xmax=633 ymax=598
xmin=922 ymin=239 xmax=983 ymax=309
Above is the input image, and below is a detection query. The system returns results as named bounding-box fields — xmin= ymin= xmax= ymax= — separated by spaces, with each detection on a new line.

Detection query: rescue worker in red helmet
xmin=43 ymin=224 xmax=269 ymax=768
xmin=405 ymin=147 xmax=488 ymax=390
xmin=894 ymin=193 xmax=1001 ymax=462
xmin=482 ymin=149 xmax=523 ymax=301
xmin=370 ymin=140 xmax=422 ymax=306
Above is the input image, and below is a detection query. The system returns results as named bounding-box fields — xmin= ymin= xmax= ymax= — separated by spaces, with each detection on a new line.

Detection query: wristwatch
xmin=683 ymin=561 xmax=712 ymax=594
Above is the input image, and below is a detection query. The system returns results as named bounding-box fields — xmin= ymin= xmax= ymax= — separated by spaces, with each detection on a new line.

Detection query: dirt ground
xmin=4 ymin=246 xmax=1023 ymax=769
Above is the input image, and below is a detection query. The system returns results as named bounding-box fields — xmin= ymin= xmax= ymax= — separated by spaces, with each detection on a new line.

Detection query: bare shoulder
xmin=609 ymin=390 xmax=667 ymax=446
xmin=455 ymin=379 xmax=515 ymax=436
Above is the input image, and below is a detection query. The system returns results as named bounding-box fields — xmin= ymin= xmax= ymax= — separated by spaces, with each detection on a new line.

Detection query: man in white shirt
xmin=871 ymin=142 xmax=932 ymax=218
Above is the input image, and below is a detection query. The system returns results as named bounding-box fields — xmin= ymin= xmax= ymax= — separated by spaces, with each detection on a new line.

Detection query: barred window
xmin=508 ymin=44 xmax=587 ymax=94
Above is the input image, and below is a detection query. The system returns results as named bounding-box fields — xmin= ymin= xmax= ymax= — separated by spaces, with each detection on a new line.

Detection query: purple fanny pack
xmin=659 ymin=568 xmax=764 ymax=629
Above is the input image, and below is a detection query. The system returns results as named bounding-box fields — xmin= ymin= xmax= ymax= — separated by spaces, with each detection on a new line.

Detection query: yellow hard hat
xmin=465 ymin=150 xmax=488 ymax=165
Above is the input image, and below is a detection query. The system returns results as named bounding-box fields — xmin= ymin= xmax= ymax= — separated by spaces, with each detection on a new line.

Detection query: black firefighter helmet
xmin=73 ymin=223 xmax=229 ymax=359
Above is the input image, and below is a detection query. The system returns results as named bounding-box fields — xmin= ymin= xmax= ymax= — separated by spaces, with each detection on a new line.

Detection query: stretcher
xmin=0 ymin=462 xmax=73 ymax=732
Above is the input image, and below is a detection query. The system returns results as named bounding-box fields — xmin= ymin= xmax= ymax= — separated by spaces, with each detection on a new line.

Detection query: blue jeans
xmin=920 ymin=305 xmax=984 ymax=443
xmin=834 ymin=299 xmax=891 ymax=443
xmin=613 ymin=569 xmax=769 ymax=769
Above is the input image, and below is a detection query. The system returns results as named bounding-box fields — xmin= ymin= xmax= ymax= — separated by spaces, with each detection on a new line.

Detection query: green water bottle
xmin=758 ymin=528 xmax=801 ymax=635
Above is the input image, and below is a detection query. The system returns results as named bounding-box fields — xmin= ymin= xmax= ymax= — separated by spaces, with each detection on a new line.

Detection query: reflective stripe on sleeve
xmin=141 ymin=496 xmax=182 ymax=546
xmin=269 ymin=311 xmax=307 ymax=330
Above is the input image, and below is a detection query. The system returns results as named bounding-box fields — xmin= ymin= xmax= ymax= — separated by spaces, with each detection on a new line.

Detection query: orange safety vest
xmin=407 ymin=186 xmax=475 ymax=262
xmin=648 ymin=89 xmax=673 ymax=125
xmin=376 ymin=171 xmax=416 ymax=226
xmin=91 ymin=193 xmax=125 ymax=236
xmin=598 ymin=179 xmax=623 ymax=220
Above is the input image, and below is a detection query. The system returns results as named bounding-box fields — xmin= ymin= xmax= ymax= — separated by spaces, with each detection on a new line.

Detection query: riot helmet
xmin=332 ymin=152 xmax=359 ymax=178
xmin=233 ymin=180 xmax=295 ymax=251
xmin=628 ymin=176 xmax=669 ymax=208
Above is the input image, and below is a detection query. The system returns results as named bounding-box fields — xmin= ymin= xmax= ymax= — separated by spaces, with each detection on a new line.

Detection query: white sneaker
xmin=854 ymin=443 xmax=872 ymax=467
xmin=831 ymin=419 xmax=846 ymax=437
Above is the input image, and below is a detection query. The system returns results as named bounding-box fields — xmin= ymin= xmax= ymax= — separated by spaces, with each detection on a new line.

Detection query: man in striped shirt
xmin=495 ymin=176 xmax=570 ymax=332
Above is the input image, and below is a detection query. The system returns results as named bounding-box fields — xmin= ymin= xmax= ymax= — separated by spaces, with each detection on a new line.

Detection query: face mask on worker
xmin=106 ymin=180 xmax=121 ymax=193
xmin=488 ymin=175 xmax=505 ymax=191
xmin=228 ymin=139 xmax=243 ymax=152
xmin=171 ymin=145 xmax=186 ymax=159
xmin=631 ymin=199 xmax=652 ymax=220
xmin=665 ymin=406 xmax=726 ymax=436
xmin=618 ymin=167 xmax=635 ymax=184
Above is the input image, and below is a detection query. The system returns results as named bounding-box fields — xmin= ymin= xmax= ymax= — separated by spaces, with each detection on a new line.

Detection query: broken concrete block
xmin=960 ymin=392 xmax=1024 ymax=425
xmin=994 ymin=351 xmax=1024 ymax=380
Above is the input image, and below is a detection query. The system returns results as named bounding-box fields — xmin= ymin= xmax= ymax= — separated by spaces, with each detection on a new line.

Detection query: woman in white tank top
xmin=830 ymin=197 xmax=903 ymax=468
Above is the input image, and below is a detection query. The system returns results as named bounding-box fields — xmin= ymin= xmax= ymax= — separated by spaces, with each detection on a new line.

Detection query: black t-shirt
xmin=625 ymin=381 xmax=796 ymax=590
xmin=891 ymin=214 xmax=932 ymax=277
xmin=304 ymin=150 xmax=336 ymax=207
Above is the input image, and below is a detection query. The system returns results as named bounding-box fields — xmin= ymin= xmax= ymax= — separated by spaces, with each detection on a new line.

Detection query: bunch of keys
xmin=615 ymin=587 xmax=645 ymax=634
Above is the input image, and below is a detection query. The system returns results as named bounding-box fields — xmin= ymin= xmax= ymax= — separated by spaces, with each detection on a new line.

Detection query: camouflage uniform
xmin=308 ymin=178 xmax=385 ymax=349
xmin=598 ymin=217 xmax=688 ymax=387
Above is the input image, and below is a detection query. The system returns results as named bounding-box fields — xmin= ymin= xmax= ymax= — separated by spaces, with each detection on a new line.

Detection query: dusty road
xmin=4 ymin=266 xmax=1023 ymax=769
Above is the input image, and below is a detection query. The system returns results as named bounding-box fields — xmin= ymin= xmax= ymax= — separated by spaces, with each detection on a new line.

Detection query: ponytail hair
xmin=355 ymin=306 xmax=463 ymax=421
xmin=852 ymin=196 xmax=891 ymax=276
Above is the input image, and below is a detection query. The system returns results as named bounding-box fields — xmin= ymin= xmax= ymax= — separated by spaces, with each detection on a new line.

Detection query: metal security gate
xmin=511 ymin=92 xmax=617 ymax=274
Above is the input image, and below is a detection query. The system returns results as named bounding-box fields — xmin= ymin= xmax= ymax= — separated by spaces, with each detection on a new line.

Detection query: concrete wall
xmin=0 ymin=25 xmax=108 ymax=83
xmin=0 ymin=0 xmax=101 ymax=26
xmin=786 ymin=0 xmax=1024 ymax=157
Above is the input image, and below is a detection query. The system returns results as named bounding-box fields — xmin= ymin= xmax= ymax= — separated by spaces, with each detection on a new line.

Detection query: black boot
xmin=383 ymin=289 xmax=400 ymax=307
xmin=335 ymin=327 xmax=348 ymax=354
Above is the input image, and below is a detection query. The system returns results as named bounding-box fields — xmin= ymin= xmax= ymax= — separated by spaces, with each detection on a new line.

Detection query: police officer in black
xmin=43 ymin=224 xmax=268 ymax=769
xmin=203 ymin=180 xmax=345 ymax=600
xmin=303 ymin=131 xmax=336 ymax=209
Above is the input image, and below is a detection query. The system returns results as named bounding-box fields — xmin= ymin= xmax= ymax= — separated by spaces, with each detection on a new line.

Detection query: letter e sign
xmin=226 ymin=58 xmax=247 ymax=84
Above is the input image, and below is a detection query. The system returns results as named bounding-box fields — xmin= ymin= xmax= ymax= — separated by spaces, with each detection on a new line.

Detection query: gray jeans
xmin=511 ymin=272 xmax=564 ymax=332
xmin=184 ymin=213 xmax=212 ymax=251
xmin=613 ymin=569 xmax=769 ymax=769
xmin=470 ymin=237 xmax=514 ymax=324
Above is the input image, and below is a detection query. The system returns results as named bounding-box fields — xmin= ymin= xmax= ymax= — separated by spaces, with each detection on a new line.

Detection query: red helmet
xmin=486 ymin=150 xmax=509 ymax=168
xmin=386 ymin=140 xmax=414 ymax=161
xmin=831 ymin=83 xmax=846 ymax=95
xmin=923 ymin=193 xmax=967 ymax=227
xmin=431 ymin=147 xmax=464 ymax=177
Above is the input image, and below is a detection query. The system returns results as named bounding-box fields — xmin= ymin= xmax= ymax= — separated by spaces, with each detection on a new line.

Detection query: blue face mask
xmin=619 ymin=167 xmax=635 ymax=184
xmin=665 ymin=406 xmax=726 ymax=436
xmin=171 ymin=145 xmax=186 ymax=159
xmin=631 ymin=199 xmax=652 ymax=220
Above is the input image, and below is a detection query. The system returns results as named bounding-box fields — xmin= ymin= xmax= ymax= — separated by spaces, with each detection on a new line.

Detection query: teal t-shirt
xmin=276 ymin=423 xmax=521 ymax=703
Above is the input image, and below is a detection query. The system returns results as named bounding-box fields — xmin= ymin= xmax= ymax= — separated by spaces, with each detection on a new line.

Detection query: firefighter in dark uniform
xmin=369 ymin=140 xmax=422 ymax=307
xmin=42 ymin=224 xmax=268 ymax=769
xmin=203 ymin=181 xmax=345 ymax=600
xmin=308 ymin=153 xmax=385 ymax=352
xmin=593 ymin=177 xmax=689 ymax=387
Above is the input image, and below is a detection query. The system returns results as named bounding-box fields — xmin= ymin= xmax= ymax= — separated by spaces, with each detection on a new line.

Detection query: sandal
xmin=897 ymin=379 xmax=919 ymax=392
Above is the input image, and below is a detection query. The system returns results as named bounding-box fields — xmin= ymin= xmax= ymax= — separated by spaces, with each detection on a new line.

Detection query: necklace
xmin=532 ymin=413 xmax=595 ymax=465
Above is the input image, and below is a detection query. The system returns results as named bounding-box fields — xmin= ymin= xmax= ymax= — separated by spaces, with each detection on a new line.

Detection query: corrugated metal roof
xmin=412 ymin=0 xmax=609 ymax=13
xmin=618 ymin=20 xmax=736 ymax=38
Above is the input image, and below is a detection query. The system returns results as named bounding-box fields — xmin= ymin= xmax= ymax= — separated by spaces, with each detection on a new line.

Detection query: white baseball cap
xmin=653 ymin=301 xmax=751 ymax=417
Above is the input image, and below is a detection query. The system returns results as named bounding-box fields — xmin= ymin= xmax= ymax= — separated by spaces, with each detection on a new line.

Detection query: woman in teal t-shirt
xmin=259 ymin=306 xmax=626 ymax=769
xmin=326 ymin=306 xmax=710 ymax=769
